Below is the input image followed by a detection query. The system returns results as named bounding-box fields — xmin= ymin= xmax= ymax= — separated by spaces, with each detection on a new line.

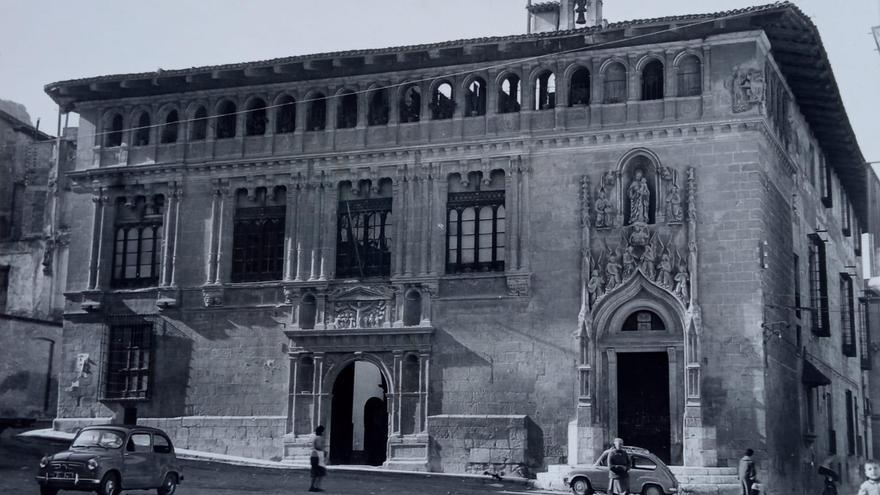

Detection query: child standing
xmin=858 ymin=460 xmax=880 ymax=495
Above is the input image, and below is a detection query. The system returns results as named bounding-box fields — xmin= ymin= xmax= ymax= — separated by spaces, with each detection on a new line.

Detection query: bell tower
xmin=560 ymin=0 xmax=604 ymax=29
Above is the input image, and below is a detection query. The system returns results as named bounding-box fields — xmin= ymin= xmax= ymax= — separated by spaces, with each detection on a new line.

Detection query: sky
xmin=1 ymin=0 xmax=879 ymax=164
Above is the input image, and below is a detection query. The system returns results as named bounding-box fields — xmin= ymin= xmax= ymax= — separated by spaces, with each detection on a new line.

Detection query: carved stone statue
xmin=595 ymin=186 xmax=614 ymax=229
xmin=655 ymin=250 xmax=672 ymax=288
xmin=605 ymin=249 xmax=621 ymax=290
xmin=628 ymin=223 xmax=650 ymax=247
xmin=674 ymin=262 xmax=690 ymax=301
xmin=622 ymin=245 xmax=637 ymax=279
xmin=640 ymin=242 xmax=656 ymax=281
xmin=731 ymin=67 xmax=765 ymax=113
xmin=587 ymin=269 xmax=604 ymax=307
xmin=665 ymin=184 xmax=683 ymax=224
xmin=627 ymin=169 xmax=651 ymax=224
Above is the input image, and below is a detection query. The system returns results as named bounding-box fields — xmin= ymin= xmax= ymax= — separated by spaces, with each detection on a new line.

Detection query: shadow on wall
xmin=429 ymin=327 xmax=492 ymax=411
xmin=525 ymin=415 xmax=545 ymax=469
xmin=150 ymin=317 xmax=194 ymax=417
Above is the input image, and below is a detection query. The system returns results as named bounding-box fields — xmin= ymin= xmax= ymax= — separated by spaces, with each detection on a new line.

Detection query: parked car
xmin=35 ymin=424 xmax=183 ymax=495
xmin=564 ymin=446 xmax=678 ymax=495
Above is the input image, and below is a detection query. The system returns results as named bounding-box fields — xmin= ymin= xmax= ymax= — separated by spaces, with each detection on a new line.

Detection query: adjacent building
xmin=44 ymin=2 xmax=874 ymax=492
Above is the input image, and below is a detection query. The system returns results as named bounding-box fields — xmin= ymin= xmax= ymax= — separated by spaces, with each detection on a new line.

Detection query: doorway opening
xmin=617 ymin=352 xmax=670 ymax=463
xmin=329 ymin=361 xmax=388 ymax=465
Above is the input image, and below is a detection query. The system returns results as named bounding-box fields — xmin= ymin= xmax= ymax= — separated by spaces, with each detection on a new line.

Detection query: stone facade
xmin=46 ymin=3 xmax=874 ymax=493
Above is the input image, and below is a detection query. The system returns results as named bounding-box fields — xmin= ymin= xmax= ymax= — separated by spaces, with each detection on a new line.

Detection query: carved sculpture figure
xmin=655 ymin=250 xmax=672 ymax=288
xmin=666 ymin=183 xmax=683 ymax=223
xmin=605 ymin=249 xmax=621 ymax=290
xmin=627 ymin=169 xmax=651 ymax=224
xmin=731 ymin=67 xmax=765 ymax=113
xmin=595 ymin=186 xmax=614 ymax=229
xmin=674 ymin=262 xmax=690 ymax=301
xmin=628 ymin=223 xmax=650 ymax=247
xmin=622 ymin=245 xmax=637 ymax=279
xmin=640 ymin=242 xmax=656 ymax=280
xmin=587 ymin=269 xmax=604 ymax=307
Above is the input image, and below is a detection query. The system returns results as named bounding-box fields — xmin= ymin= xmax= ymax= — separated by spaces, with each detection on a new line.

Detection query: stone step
xmin=669 ymin=466 xmax=738 ymax=476
xmin=677 ymin=475 xmax=740 ymax=484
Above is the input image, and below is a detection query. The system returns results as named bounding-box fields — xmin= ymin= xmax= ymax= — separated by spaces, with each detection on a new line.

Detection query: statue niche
xmin=621 ymin=154 xmax=657 ymax=226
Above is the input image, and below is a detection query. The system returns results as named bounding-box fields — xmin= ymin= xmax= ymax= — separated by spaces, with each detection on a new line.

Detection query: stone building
xmin=0 ymin=104 xmax=74 ymax=419
xmin=45 ymin=1 xmax=874 ymax=492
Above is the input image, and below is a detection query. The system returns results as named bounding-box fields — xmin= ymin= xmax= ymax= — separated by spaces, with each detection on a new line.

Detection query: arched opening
xmin=603 ymin=62 xmax=627 ymax=104
xmin=676 ymin=55 xmax=702 ymax=97
xmin=307 ymin=93 xmax=327 ymax=131
xmin=403 ymin=290 xmax=422 ymax=326
xmin=216 ymin=100 xmax=237 ymax=139
xmin=641 ymin=59 xmax=664 ymax=101
xmin=299 ymin=294 xmax=317 ymax=329
xmin=569 ymin=67 xmax=591 ymax=106
xmin=330 ymin=360 xmax=388 ymax=466
xmin=275 ymin=95 xmax=296 ymax=134
xmin=245 ymin=98 xmax=267 ymax=136
xmin=498 ymin=74 xmax=521 ymax=113
xmin=160 ymin=110 xmax=179 ymax=144
xmin=533 ymin=71 xmax=556 ymax=110
xmin=430 ymin=82 xmax=454 ymax=120
xmin=399 ymin=84 xmax=421 ymax=123
xmin=368 ymin=89 xmax=389 ymax=126
xmin=190 ymin=106 xmax=208 ymax=141
xmin=105 ymin=113 xmax=124 ymax=147
xmin=622 ymin=310 xmax=666 ymax=331
xmin=464 ymin=78 xmax=486 ymax=116
xmin=337 ymin=90 xmax=358 ymax=129
xmin=133 ymin=111 xmax=151 ymax=146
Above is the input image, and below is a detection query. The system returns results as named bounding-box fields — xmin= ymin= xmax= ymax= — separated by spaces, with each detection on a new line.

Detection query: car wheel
xmin=157 ymin=473 xmax=178 ymax=495
xmin=40 ymin=487 xmax=59 ymax=495
xmin=571 ymin=477 xmax=592 ymax=495
xmin=643 ymin=484 xmax=664 ymax=495
xmin=97 ymin=472 xmax=121 ymax=495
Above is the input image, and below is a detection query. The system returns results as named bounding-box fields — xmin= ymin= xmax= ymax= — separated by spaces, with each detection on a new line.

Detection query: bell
xmin=575 ymin=0 xmax=588 ymax=25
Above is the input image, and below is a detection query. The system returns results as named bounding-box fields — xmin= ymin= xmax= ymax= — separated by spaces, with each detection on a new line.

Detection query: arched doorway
xmin=329 ymin=360 xmax=388 ymax=465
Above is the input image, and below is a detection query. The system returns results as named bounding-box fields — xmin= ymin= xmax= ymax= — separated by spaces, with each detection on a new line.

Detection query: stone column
xmin=206 ymin=187 xmax=220 ymax=284
xmin=314 ymin=182 xmax=327 ymax=281
xmin=506 ymin=162 xmax=520 ymax=271
xmin=284 ymin=184 xmax=300 ymax=282
xmin=431 ymin=169 xmax=445 ymax=276
xmin=295 ymin=183 xmax=310 ymax=282
xmin=420 ymin=352 xmax=431 ymax=433
xmin=323 ymin=183 xmax=338 ymax=281
xmin=87 ymin=190 xmax=108 ymax=290
xmin=419 ymin=169 xmax=431 ymax=276
xmin=626 ymin=53 xmax=638 ymax=124
xmin=313 ymin=353 xmax=325 ymax=429
xmin=159 ymin=185 xmax=178 ymax=287
xmin=169 ymin=184 xmax=183 ymax=287
xmin=607 ymin=348 xmax=618 ymax=440
xmin=590 ymin=57 xmax=602 ymax=128
xmin=519 ymin=164 xmax=531 ymax=271
xmin=287 ymin=354 xmax=299 ymax=434
xmin=392 ymin=351 xmax=404 ymax=435
xmin=213 ymin=187 xmax=231 ymax=284
xmin=701 ymin=46 xmax=712 ymax=118
xmin=392 ymin=170 xmax=406 ymax=277
xmin=405 ymin=174 xmax=417 ymax=277
xmin=663 ymin=49 xmax=676 ymax=121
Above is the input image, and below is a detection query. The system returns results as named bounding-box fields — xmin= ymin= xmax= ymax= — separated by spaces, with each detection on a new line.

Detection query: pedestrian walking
xmin=602 ymin=437 xmax=631 ymax=495
xmin=738 ymin=449 xmax=757 ymax=495
xmin=309 ymin=425 xmax=327 ymax=492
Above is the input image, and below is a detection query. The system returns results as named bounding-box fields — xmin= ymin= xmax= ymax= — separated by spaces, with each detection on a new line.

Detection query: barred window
xmin=446 ymin=190 xmax=505 ymax=274
xmin=105 ymin=322 xmax=152 ymax=400
xmin=231 ymin=187 xmax=286 ymax=283
xmin=859 ymin=298 xmax=872 ymax=370
xmin=841 ymin=274 xmax=856 ymax=357
xmin=808 ymin=234 xmax=829 ymax=336
xmin=820 ymin=155 xmax=833 ymax=208
xmin=676 ymin=55 xmax=702 ymax=97
xmin=112 ymin=196 xmax=164 ymax=288
xmin=793 ymin=253 xmax=802 ymax=319
xmin=336 ymin=197 xmax=393 ymax=278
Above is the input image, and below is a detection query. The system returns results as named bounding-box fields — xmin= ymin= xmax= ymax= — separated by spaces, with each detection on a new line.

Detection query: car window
xmin=72 ymin=429 xmax=124 ymax=449
xmin=153 ymin=434 xmax=173 ymax=454
xmin=127 ymin=433 xmax=152 ymax=453
xmin=596 ymin=452 xmax=608 ymax=467
xmin=632 ymin=455 xmax=657 ymax=470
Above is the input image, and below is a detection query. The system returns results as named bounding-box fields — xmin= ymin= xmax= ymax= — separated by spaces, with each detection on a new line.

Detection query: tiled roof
xmin=526 ymin=2 xmax=560 ymax=13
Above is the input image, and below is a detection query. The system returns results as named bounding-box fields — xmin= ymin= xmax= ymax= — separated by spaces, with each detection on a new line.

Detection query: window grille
xmin=859 ymin=298 xmax=872 ymax=370
xmin=446 ymin=191 xmax=505 ymax=274
xmin=105 ymin=321 xmax=153 ymax=400
xmin=841 ymin=274 xmax=856 ymax=357
xmin=808 ymin=234 xmax=830 ymax=336
xmin=336 ymin=198 xmax=393 ymax=278
xmin=231 ymin=205 xmax=285 ymax=282
xmin=112 ymin=197 xmax=164 ymax=289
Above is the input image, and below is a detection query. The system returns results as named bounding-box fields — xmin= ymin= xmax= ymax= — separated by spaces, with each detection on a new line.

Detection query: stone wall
xmin=427 ymin=414 xmax=541 ymax=476
xmin=0 ymin=315 xmax=61 ymax=418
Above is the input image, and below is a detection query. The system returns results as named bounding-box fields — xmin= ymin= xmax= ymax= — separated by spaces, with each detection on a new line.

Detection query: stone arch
xmin=616 ymin=148 xmax=662 ymax=225
xmin=673 ymin=51 xmax=703 ymax=97
xmin=461 ymin=74 xmax=488 ymax=117
xmin=101 ymin=108 xmax=125 ymax=147
xmin=495 ymin=71 xmax=522 ymax=113
xmin=323 ymin=352 xmax=395 ymax=395
xmin=129 ymin=106 xmax=153 ymax=147
xmin=592 ymin=271 xmax=685 ymax=342
xmin=564 ymin=63 xmax=591 ymax=106
xmin=429 ymin=79 xmax=455 ymax=120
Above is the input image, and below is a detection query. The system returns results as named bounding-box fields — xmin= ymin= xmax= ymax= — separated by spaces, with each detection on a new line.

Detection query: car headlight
xmin=39 ymin=456 xmax=49 ymax=469
xmin=87 ymin=458 xmax=98 ymax=471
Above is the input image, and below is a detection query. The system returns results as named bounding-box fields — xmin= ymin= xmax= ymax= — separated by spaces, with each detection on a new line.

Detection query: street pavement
xmin=0 ymin=429 xmax=555 ymax=495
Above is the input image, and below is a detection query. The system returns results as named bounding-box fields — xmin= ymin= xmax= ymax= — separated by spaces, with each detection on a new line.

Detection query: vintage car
xmin=564 ymin=446 xmax=679 ymax=495
xmin=35 ymin=424 xmax=183 ymax=495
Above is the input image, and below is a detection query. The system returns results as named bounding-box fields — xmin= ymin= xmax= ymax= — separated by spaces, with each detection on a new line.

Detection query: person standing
xmin=738 ymin=448 xmax=757 ymax=495
xmin=602 ymin=437 xmax=631 ymax=495
xmin=309 ymin=425 xmax=327 ymax=492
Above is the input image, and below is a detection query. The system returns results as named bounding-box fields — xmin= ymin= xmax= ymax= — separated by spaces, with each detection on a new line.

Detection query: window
xmin=336 ymin=188 xmax=393 ymax=279
xmin=498 ymin=75 xmax=521 ymax=113
xmin=112 ymin=196 xmax=164 ymax=288
xmin=368 ymin=89 xmax=389 ymax=126
xmin=622 ymin=311 xmax=666 ymax=331
xmin=464 ymin=78 xmax=486 ymax=116
xmin=403 ymin=290 xmax=422 ymax=326
xmin=275 ymin=95 xmax=296 ymax=134
xmin=632 ymin=456 xmax=657 ymax=470
xmin=676 ymin=55 xmax=701 ymax=97
xmin=160 ymin=110 xmax=179 ymax=144
xmin=805 ymin=387 xmax=816 ymax=434
xmin=604 ymin=62 xmax=627 ymax=103
xmin=133 ymin=112 xmax=151 ymax=146
xmin=216 ymin=100 xmax=237 ymax=139
xmin=808 ymin=234 xmax=830 ymax=336
xmin=306 ymin=93 xmax=326 ymax=131
xmin=841 ymin=274 xmax=856 ymax=357
xmin=105 ymin=113 xmax=124 ymax=147
xmin=841 ymin=191 xmax=851 ymax=237
xmin=808 ymin=144 xmax=817 ymax=188
xmin=846 ymin=390 xmax=856 ymax=456
xmin=399 ymin=85 xmax=421 ymax=123
xmin=29 ymin=190 xmax=47 ymax=235
xmin=0 ymin=265 xmax=8 ymax=312
xmin=128 ymin=433 xmax=151 ymax=452
xmin=569 ymin=67 xmax=591 ymax=106
xmin=534 ymin=71 xmax=556 ymax=110
xmin=430 ymin=82 xmax=455 ymax=120
xmin=245 ymin=98 xmax=267 ymax=136
xmin=190 ymin=106 xmax=208 ymax=141
xmin=828 ymin=396 xmax=837 ymax=455
xmin=337 ymin=90 xmax=358 ymax=129
xmin=446 ymin=188 xmax=505 ymax=274
xmin=153 ymin=434 xmax=172 ymax=454
xmin=231 ymin=187 xmax=286 ymax=283
xmin=105 ymin=322 xmax=152 ymax=400
xmin=794 ymin=254 xmax=802 ymax=319
xmin=860 ymin=298 xmax=872 ymax=370
xmin=641 ymin=60 xmax=664 ymax=100
xmin=821 ymin=155 xmax=833 ymax=208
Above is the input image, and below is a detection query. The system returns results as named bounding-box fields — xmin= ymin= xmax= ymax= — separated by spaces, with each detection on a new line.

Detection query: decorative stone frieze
xmin=201 ymin=285 xmax=224 ymax=307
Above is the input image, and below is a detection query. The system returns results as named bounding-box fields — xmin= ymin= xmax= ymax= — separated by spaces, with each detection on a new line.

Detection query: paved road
xmin=0 ymin=429 xmax=552 ymax=495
